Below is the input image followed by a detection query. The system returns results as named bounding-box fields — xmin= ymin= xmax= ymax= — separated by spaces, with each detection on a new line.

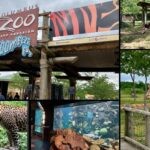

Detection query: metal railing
xmin=123 ymin=107 xmax=150 ymax=150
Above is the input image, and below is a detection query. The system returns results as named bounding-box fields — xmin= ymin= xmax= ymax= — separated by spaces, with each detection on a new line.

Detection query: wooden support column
xmin=42 ymin=105 xmax=54 ymax=141
xmin=144 ymin=7 xmax=147 ymax=24
xmin=146 ymin=116 xmax=150 ymax=147
xmin=40 ymin=50 xmax=51 ymax=99
xmin=29 ymin=76 xmax=36 ymax=100
xmin=69 ymin=79 xmax=76 ymax=100
xmin=125 ymin=110 xmax=134 ymax=138
xmin=39 ymin=12 xmax=51 ymax=100
xmin=142 ymin=7 xmax=145 ymax=25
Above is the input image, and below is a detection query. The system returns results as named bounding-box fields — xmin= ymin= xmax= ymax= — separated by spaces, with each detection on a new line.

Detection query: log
xmin=0 ymin=60 xmax=14 ymax=65
xmin=49 ymin=56 xmax=78 ymax=64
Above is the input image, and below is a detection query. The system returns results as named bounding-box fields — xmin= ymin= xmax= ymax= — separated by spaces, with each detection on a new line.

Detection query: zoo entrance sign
xmin=0 ymin=6 xmax=39 ymax=57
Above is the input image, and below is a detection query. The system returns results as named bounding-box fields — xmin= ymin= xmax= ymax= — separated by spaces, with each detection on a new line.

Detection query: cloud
xmin=78 ymin=72 xmax=119 ymax=89
xmin=0 ymin=0 xmax=101 ymax=14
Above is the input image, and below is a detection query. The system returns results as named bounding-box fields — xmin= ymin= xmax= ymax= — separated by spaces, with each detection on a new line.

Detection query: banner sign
xmin=0 ymin=7 xmax=39 ymax=46
xmin=0 ymin=35 xmax=32 ymax=57
xmin=49 ymin=0 xmax=119 ymax=38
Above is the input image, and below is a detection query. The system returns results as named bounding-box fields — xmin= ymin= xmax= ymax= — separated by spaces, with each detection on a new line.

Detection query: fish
xmin=103 ymin=121 xmax=112 ymax=125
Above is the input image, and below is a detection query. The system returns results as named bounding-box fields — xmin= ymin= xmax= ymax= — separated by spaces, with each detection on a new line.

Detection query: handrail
xmin=123 ymin=107 xmax=150 ymax=149
xmin=123 ymin=107 xmax=150 ymax=116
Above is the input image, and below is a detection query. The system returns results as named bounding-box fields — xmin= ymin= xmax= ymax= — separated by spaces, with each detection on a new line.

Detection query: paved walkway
xmin=121 ymin=139 xmax=141 ymax=150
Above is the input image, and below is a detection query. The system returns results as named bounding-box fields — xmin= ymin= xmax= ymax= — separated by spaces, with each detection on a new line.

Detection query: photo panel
xmin=0 ymin=101 xmax=29 ymax=150
xmin=121 ymin=0 xmax=150 ymax=49
xmin=120 ymin=50 xmax=150 ymax=150
xmin=30 ymin=100 xmax=119 ymax=150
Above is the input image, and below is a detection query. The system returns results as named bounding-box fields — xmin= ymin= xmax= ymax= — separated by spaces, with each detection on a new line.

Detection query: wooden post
xmin=125 ymin=110 xmax=134 ymax=138
xmin=146 ymin=116 xmax=150 ymax=147
xmin=39 ymin=12 xmax=51 ymax=100
xmin=69 ymin=79 xmax=76 ymax=100
xmin=40 ymin=51 xmax=51 ymax=99
xmin=43 ymin=107 xmax=54 ymax=141
xmin=29 ymin=76 xmax=35 ymax=100
xmin=144 ymin=7 xmax=147 ymax=24
xmin=142 ymin=7 xmax=145 ymax=25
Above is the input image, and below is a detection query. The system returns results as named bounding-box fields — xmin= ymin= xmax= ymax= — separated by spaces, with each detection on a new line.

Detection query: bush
xmin=0 ymin=127 xmax=27 ymax=150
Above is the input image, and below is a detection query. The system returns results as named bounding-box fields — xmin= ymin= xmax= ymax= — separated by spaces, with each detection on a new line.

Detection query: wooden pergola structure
xmin=137 ymin=1 xmax=150 ymax=25
xmin=0 ymin=11 xmax=119 ymax=100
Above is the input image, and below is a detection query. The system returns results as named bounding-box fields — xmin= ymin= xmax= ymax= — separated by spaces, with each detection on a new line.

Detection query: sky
xmin=0 ymin=0 xmax=105 ymax=14
xmin=0 ymin=0 xmax=119 ymax=88
xmin=0 ymin=71 xmax=119 ymax=89
xmin=121 ymin=73 xmax=150 ymax=83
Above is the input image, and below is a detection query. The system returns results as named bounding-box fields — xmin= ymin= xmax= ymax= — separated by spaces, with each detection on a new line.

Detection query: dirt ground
xmin=121 ymin=23 xmax=150 ymax=49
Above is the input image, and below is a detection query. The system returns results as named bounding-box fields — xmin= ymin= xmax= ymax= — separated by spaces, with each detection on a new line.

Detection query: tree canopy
xmin=121 ymin=0 xmax=150 ymax=15
xmin=76 ymin=75 xmax=118 ymax=99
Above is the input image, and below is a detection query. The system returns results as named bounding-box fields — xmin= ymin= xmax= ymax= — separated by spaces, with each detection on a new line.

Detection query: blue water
xmin=53 ymin=101 xmax=119 ymax=139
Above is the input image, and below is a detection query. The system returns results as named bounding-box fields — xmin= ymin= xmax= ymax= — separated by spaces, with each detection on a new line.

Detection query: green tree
xmin=76 ymin=75 xmax=118 ymax=99
xmin=9 ymin=73 xmax=28 ymax=98
xmin=121 ymin=51 xmax=139 ymax=100
xmin=121 ymin=0 xmax=140 ymax=15
xmin=136 ymin=51 xmax=150 ymax=109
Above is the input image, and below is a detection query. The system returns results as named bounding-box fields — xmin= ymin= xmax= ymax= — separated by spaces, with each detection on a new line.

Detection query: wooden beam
xmin=48 ymin=35 xmax=119 ymax=47
xmin=0 ymin=60 xmax=14 ymax=65
xmin=40 ymin=45 xmax=55 ymax=58
xmin=49 ymin=56 xmax=78 ymax=64
xmin=55 ymin=75 xmax=93 ymax=80
xmin=21 ymin=59 xmax=39 ymax=64
xmin=38 ymin=26 xmax=49 ymax=30
xmin=19 ymin=73 xmax=40 ymax=77
xmin=39 ymin=12 xmax=51 ymax=16
xmin=47 ymin=41 xmax=118 ymax=52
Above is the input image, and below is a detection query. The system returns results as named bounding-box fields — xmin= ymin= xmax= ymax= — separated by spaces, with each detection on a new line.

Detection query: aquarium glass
xmin=53 ymin=101 xmax=119 ymax=140
xmin=35 ymin=108 xmax=44 ymax=133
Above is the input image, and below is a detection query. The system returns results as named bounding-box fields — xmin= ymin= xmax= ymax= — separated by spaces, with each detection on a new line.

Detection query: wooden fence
xmin=123 ymin=107 xmax=150 ymax=150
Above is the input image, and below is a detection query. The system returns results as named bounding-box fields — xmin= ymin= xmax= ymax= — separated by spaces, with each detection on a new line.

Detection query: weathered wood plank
xmin=123 ymin=107 xmax=150 ymax=116
xmin=48 ymin=35 xmax=119 ymax=47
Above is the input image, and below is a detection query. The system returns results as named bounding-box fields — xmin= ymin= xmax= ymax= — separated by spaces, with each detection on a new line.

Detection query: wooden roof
xmin=0 ymin=35 xmax=119 ymax=77
xmin=137 ymin=2 xmax=150 ymax=8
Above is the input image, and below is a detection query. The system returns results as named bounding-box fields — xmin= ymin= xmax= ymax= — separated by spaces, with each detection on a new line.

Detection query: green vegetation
xmin=0 ymin=127 xmax=27 ymax=150
xmin=0 ymin=102 xmax=27 ymax=150
xmin=121 ymin=51 xmax=150 ymax=103
xmin=121 ymin=0 xmax=150 ymax=15
xmin=9 ymin=73 xmax=28 ymax=97
xmin=53 ymin=72 xmax=118 ymax=100
xmin=76 ymin=75 xmax=118 ymax=99
xmin=121 ymin=50 xmax=150 ymax=146
xmin=0 ymin=101 xmax=27 ymax=107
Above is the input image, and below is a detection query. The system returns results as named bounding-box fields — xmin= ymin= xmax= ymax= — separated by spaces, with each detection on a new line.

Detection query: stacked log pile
xmin=50 ymin=129 xmax=89 ymax=150
xmin=49 ymin=129 xmax=119 ymax=150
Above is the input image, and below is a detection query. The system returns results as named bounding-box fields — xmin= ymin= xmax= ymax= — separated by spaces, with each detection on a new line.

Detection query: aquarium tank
xmin=34 ymin=108 xmax=45 ymax=133
xmin=53 ymin=101 xmax=119 ymax=140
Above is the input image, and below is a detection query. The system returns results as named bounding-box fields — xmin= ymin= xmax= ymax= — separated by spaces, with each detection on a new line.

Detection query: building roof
xmin=137 ymin=2 xmax=150 ymax=8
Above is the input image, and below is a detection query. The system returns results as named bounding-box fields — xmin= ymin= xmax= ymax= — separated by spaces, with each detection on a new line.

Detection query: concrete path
xmin=121 ymin=139 xmax=142 ymax=150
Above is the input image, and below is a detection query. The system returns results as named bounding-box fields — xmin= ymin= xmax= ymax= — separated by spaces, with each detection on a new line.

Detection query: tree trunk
xmin=144 ymin=75 xmax=148 ymax=110
xmin=130 ymin=73 xmax=136 ymax=101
